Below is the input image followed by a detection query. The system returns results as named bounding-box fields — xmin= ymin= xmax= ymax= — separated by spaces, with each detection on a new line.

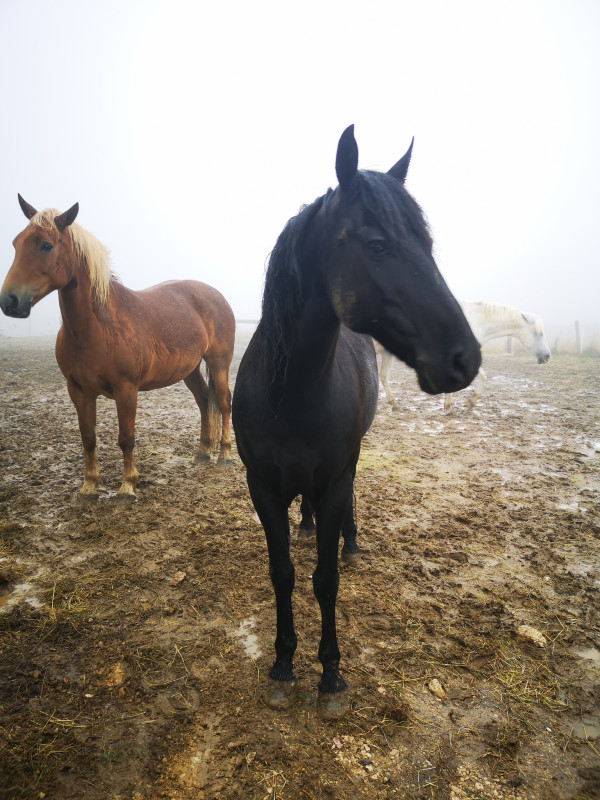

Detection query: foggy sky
xmin=1 ymin=0 xmax=598 ymax=341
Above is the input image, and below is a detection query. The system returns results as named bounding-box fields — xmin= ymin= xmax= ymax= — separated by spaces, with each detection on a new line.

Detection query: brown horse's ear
xmin=336 ymin=125 xmax=359 ymax=192
xmin=387 ymin=138 xmax=414 ymax=184
xmin=18 ymin=193 xmax=38 ymax=220
xmin=54 ymin=203 xmax=79 ymax=231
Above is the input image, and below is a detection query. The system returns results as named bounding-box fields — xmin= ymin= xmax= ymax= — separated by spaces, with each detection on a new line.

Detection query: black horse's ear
xmin=18 ymin=193 xmax=38 ymax=220
xmin=387 ymin=138 xmax=414 ymax=184
xmin=54 ymin=202 xmax=79 ymax=231
xmin=336 ymin=125 xmax=359 ymax=191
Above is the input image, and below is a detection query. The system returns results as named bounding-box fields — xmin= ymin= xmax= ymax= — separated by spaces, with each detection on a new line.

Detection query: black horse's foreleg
xmin=313 ymin=476 xmax=354 ymax=702
xmin=246 ymin=472 xmax=297 ymax=686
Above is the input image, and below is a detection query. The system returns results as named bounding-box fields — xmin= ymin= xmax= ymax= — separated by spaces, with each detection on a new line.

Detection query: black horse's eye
xmin=367 ymin=239 xmax=387 ymax=255
xmin=40 ymin=242 xmax=54 ymax=252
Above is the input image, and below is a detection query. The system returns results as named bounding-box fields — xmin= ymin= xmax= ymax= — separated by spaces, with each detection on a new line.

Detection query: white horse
xmin=376 ymin=301 xmax=551 ymax=411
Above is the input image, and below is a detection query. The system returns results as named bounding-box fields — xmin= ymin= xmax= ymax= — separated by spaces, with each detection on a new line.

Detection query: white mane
xmin=461 ymin=301 xmax=545 ymax=342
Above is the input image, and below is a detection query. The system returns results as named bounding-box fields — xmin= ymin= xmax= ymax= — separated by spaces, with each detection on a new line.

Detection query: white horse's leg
xmin=444 ymin=393 xmax=454 ymax=412
xmin=379 ymin=350 xmax=398 ymax=408
xmin=466 ymin=368 xmax=487 ymax=410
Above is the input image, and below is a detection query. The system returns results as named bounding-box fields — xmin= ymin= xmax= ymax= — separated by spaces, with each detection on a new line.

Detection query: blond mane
xmin=30 ymin=209 xmax=116 ymax=305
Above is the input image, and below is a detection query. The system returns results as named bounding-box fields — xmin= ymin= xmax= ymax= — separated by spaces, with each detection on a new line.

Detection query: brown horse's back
xmin=56 ymin=279 xmax=235 ymax=395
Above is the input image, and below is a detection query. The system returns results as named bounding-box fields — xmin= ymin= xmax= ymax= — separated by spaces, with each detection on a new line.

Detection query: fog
xmin=1 ymin=0 xmax=598 ymax=345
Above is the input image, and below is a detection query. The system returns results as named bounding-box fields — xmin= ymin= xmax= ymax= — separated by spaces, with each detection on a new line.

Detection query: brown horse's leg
xmin=66 ymin=381 xmax=100 ymax=495
xmin=204 ymin=358 xmax=232 ymax=465
xmin=183 ymin=367 xmax=211 ymax=461
xmin=114 ymin=387 xmax=138 ymax=495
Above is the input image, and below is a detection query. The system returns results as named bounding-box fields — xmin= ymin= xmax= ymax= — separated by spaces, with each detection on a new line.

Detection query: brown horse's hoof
xmin=194 ymin=452 xmax=212 ymax=464
xmin=317 ymin=688 xmax=350 ymax=720
xmin=115 ymin=493 xmax=136 ymax=504
xmin=77 ymin=492 xmax=98 ymax=503
xmin=263 ymin=678 xmax=298 ymax=710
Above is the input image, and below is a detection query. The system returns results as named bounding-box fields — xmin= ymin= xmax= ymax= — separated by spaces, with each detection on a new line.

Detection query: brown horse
xmin=0 ymin=195 xmax=235 ymax=496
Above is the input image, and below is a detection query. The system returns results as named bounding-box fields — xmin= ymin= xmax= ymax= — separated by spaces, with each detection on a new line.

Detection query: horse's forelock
xmin=356 ymin=171 xmax=432 ymax=251
xmin=30 ymin=208 xmax=61 ymax=231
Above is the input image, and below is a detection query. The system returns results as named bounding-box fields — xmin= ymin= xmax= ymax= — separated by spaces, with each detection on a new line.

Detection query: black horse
xmin=232 ymin=126 xmax=481 ymax=716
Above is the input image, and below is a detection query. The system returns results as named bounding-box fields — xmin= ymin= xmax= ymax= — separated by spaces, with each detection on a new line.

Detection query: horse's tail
xmin=206 ymin=370 xmax=222 ymax=448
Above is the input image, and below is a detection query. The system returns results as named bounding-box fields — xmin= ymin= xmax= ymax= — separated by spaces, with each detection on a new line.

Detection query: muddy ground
xmin=0 ymin=334 xmax=599 ymax=800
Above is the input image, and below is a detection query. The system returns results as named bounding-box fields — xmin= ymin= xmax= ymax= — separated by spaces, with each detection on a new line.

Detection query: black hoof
xmin=263 ymin=678 xmax=298 ymax=710
xmin=317 ymin=688 xmax=350 ymax=720
xmin=341 ymin=539 xmax=360 ymax=565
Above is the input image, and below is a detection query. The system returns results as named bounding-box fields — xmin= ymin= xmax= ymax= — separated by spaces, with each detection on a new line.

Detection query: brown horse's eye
xmin=40 ymin=242 xmax=54 ymax=252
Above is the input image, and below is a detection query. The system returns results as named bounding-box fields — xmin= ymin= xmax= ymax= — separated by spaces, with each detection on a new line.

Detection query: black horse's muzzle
xmin=0 ymin=291 xmax=33 ymax=318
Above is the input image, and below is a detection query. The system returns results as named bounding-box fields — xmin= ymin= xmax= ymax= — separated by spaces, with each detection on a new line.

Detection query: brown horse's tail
xmin=206 ymin=371 xmax=222 ymax=448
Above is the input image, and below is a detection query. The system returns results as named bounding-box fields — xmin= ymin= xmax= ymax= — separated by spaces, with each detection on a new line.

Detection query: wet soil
xmin=0 ymin=335 xmax=599 ymax=800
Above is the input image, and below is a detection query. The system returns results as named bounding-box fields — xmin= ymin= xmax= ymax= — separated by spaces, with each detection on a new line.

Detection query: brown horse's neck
xmin=57 ymin=254 xmax=110 ymax=343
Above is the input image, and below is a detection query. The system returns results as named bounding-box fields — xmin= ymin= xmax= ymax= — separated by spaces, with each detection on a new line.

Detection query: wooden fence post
xmin=575 ymin=320 xmax=582 ymax=355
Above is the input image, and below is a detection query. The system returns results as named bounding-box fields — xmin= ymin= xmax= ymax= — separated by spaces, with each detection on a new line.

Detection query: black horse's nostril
xmin=451 ymin=348 xmax=468 ymax=380
xmin=448 ymin=344 xmax=481 ymax=389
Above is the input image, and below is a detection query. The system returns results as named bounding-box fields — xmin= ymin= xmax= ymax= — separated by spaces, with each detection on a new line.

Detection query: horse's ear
xmin=521 ymin=312 xmax=534 ymax=325
xmin=18 ymin=194 xmax=38 ymax=220
xmin=336 ymin=125 xmax=359 ymax=191
xmin=387 ymin=138 xmax=414 ymax=184
xmin=54 ymin=202 xmax=79 ymax=231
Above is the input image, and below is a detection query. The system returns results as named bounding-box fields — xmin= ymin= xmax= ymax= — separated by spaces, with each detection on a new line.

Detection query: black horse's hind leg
xmin=300 ymin=495 xmax=360 ymax=562
xmin=246 ymin=471 xmax=298 ymax=708
xmin=340 ymin=499 xmax=361 ymax=564
xmin=298 ymin=495 xmax=316 ymax=538
xmin=313 ymin=475 xmax=354 ymax=717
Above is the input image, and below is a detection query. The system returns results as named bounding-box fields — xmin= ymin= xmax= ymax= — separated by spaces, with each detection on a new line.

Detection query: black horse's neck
xmin=257 ymin=193 xmax=341 ymax=402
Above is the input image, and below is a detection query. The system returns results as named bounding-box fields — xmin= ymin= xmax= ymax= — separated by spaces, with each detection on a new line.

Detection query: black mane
xmin=258 ymin=192 xmax=329 ymax=376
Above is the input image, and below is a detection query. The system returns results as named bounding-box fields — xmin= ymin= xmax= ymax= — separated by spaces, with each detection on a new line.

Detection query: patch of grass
xmin=101 ymin=747 xmax=121 ymax=763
